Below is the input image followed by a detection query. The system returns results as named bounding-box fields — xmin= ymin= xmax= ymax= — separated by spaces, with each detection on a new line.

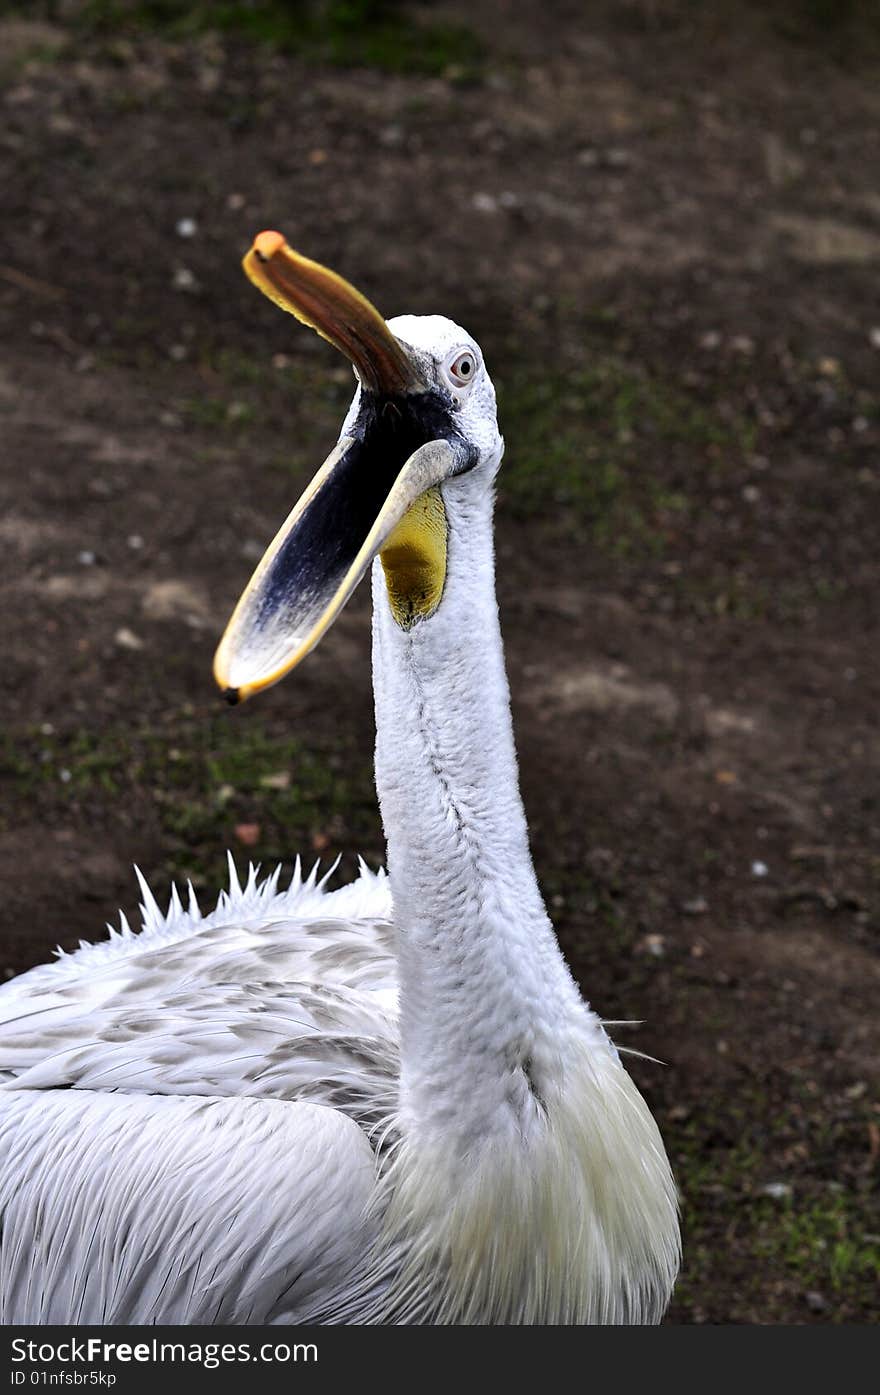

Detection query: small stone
xmin=127 ymin=534 xmax=144 ymax=550
xmin=751 ymin=860 xmax=769 ymax=878
xmin=472 ymin=192 xmax=498 ymax=213
xmin=869 ymin=327 xmax=880 ymax=349
xmin=168 ymin=344 xmax=187 ymax=362
xmin=59 ymin=768 xmax=71 ymax=784
xmin=699 ymin=330 xmax=721 ymax=350
xmin=114 ymin=627 xmax=144 ymax=651
xmin=762 ymin=1181 xmax=792 ymax=1200
xmin=817 ymin=356 xmax=840 ymax=377
xmin=173 ymin=266 xmax=198 ymax=292
xmin=260 ymin=771 xmax=291 ymax=790
xmin=142 ymin=580 xmax=210 ymax=629
xmin=77 ymin=550 xmax=96 ymax=566
xmin=805 ymin=1291 xmax=827 ymax=1313
xmin=682 ymin=897 xmax=709 ymax=916
xmin=635 ymin=933 xmax=666 ymax=959
xmin=226 ymin=192 xmax=245 ymax=211
xmin=175 ymin=217 xmax=197 ymax=238
xmin=241 ymin=539 xmax=265 ymax=562
xmin=6 ymin=85 xmax=36 ymax=106
xmin=486 ymin=71 xmax=511 ymax=93
xmin=742 ymin=484 xmax=761 ymax=503
xmin=234 ymin=822 xmax=260 ymax=847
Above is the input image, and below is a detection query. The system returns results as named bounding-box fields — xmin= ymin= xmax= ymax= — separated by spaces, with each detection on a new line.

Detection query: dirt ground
xmin=1 ymin=1 xmax=878 ymax=1323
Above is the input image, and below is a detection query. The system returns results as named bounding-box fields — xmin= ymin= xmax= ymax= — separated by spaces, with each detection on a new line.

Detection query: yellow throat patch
xmin=380 ymin=485 xmax=448 ymax=629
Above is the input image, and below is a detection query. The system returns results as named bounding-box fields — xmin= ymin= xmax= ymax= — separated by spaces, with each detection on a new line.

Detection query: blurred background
xmin=1 ymin=0 xmax=878 ymax=1322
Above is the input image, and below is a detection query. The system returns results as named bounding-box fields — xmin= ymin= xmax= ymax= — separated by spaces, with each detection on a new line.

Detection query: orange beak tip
xmin=252 ymin=229 xmax=286 ymax=263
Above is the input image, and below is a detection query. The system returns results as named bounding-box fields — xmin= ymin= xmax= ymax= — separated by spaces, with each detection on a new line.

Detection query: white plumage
xmin=0 ymin=863 xmax=395 ymax=1323
xmin=0 ymin=249 xmax=680 ymax=1324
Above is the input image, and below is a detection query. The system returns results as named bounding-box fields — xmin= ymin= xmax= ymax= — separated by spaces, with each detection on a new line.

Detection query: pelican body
xmin=0 ymin=237 xmax=679 ymax=1324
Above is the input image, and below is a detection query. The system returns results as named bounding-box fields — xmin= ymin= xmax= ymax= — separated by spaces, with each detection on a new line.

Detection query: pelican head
xmin=213 ymin=234 xmax=504 ymax=703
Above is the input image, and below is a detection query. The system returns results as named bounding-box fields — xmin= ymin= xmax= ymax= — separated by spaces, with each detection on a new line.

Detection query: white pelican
xmin=0 ymin=235 xmax=679 ymax=1324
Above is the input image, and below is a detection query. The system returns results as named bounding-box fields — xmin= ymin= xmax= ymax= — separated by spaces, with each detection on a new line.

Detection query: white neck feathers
xmin=368 ymin=472 xmax=679 ymax=1323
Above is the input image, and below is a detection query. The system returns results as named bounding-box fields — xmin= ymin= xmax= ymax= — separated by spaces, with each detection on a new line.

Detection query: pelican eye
xmin=446 ymin=349 xmax=478 ymax=390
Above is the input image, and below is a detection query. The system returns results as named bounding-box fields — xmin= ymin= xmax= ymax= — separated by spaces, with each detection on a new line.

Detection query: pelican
xmin=0 ymin=236 xmax=679 ymax=1324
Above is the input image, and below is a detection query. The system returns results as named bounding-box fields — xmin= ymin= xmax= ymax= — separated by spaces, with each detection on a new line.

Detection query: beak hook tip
xmin=252 ymin=229 xmax=286 ymax=265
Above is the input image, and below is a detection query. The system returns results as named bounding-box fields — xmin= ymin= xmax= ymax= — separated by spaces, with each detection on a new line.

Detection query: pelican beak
xmin=213 ymin=234 xmax=473 ymax=704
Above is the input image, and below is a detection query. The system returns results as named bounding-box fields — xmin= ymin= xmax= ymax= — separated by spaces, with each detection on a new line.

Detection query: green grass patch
xmin=0 ymin=30 xmax=69 ymax=77
xmin=178 ymin=395 xmax=257 ymax=431
xmin=173 ymin=350 xmax=353 ymax=444
xmin=0 ymin=711 xmax=383 ymax=891
xmin=755 ymin=1191 xmax=879 ymax=1294
xmin=62 ymin=0 xmax=485 ymax=76
xmin=496 ymin=354 xmax=754 ymax=555
xmin=670 ymin=1081 xmax=879 ymax=1320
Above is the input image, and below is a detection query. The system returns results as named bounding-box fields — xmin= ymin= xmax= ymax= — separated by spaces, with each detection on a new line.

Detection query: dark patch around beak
xmin=251 ymin=389 xmax=473 ymax=637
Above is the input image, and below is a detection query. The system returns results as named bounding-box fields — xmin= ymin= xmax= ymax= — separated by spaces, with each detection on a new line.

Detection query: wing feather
xmin=0 ymin=864 xmax=399 ymax=1135
xmin=0 ymin=1090 xmax=379 ymax=1323
xmin=0 ymin=862 xmax=400 ymax=1322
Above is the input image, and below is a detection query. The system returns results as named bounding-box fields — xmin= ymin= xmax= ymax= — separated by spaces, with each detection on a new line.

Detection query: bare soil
xmin=1 ymin=1 xmax=878 ymax=1323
